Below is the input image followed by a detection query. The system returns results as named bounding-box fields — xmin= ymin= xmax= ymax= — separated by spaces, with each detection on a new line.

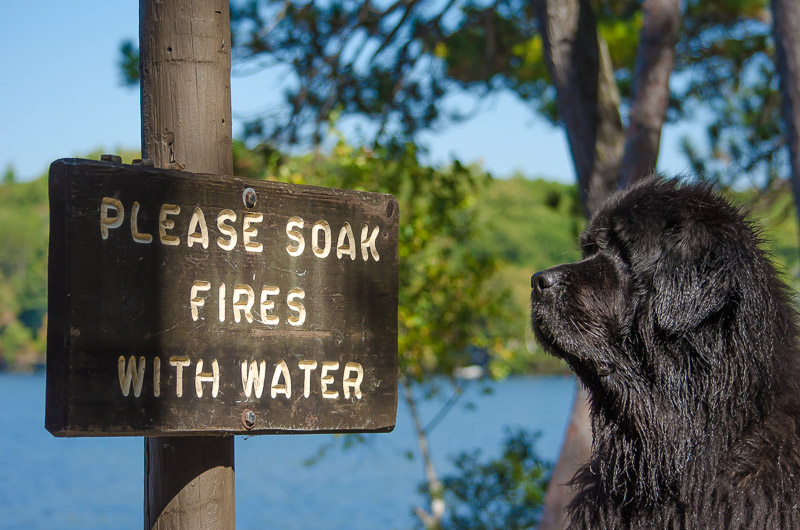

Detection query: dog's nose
xmin=531 ymin=269 xmax=562 ymax=301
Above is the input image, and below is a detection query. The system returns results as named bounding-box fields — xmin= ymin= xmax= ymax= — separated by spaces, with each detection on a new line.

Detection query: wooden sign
xmin=46 ymin=159 xmax=398 ymax=437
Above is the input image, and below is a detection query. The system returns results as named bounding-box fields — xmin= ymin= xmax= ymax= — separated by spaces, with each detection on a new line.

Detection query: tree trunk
xmin=537 ymin=384 xmax=592 ymax=530
xmin=533 ymin=2 xmax=625 ymax=528
xmin=402 ymin=378 xmax=445 ymax=529
xmin=533 ymin=0 xmax=625 ymax=216
xmin=140 ymin=1 xmax=235 ymax=528
xmin=533 ymin=1 xmax=680 ymax=527
xmin=619 ymin=0 xmax=681 ymax=187
xmin=772 ymin=0 xmax=800 ymax=258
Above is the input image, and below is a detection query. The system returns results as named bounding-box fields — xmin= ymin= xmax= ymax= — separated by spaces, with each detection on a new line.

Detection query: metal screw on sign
xmin=243 ymin=187 xmax=257 ymax=209
xmin=241 ymin=409 xmax=256 ymax=430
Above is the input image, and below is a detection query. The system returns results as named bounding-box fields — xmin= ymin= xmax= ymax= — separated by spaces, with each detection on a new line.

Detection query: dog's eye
xmin=582 ymin=241 xmax=599 ymax=258
xmin=607 ymin=231 xmax=631 ymax=266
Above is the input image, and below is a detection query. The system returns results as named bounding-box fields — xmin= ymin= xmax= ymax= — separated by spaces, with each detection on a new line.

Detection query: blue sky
xmin=1 ymin=1 xmax=699 ymax=183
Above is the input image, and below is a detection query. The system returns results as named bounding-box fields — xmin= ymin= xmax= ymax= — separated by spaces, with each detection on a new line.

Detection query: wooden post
xmin=139 ymin=1 xmax=235 ymax=528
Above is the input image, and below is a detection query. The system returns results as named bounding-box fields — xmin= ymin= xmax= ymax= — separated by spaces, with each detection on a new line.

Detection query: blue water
xmin=0 ymin=373 xmax=575 ymax=529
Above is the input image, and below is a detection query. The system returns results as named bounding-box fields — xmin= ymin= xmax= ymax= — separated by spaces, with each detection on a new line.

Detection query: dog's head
xmin=531 ymin=178 xmax=791 ymax=420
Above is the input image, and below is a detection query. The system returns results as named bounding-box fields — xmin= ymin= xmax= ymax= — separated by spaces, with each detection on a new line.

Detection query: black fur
xmin=531 ymin=178 xmax=800 ymax=529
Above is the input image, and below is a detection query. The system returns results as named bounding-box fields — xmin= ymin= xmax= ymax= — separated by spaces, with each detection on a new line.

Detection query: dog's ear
xmin=652 ymin=239 xmax=737 ymax=334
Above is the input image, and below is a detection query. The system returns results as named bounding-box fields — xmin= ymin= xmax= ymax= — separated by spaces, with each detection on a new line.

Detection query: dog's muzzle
xmin=531 ymin=267 xmax=564 ymax=303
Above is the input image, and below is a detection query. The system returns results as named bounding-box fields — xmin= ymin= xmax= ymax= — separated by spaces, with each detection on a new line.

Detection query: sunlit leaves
xmin=676 ymin=0 xmax=782 ymax=188
xmin=119 ymin=39 xmax=140 ymax=86
xmin=0 ymin=176 xmax=49 ymax=365
xmin=234 ymin=137 xmax=515 ymax=380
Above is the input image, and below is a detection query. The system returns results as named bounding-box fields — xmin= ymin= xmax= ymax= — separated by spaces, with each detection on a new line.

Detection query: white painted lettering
xmin=337 ymin=222 xmax=357 ymax=260
xmin=321 ymin=361 xmax=340 ymax=399
xmin=259 ymin=286 xmax=280 ymax=325
xmin=286 ymin=216 xmax=305 ymax=256
xmin=190 ymin=280 xmax=211 ymax=321
xmin=241 ymin=360 xmax=267 ymax=399
xmin=131 ymin=201 xmax=153 ymax=243
xmin=187 ymin=207 xmax=210 ymax=248
xmin=360 ymin=225 xmax=380 ymax=261
xmin=216 ymin=209 xmax=237 ymax=251
xmin=343 ymin=362 xmax=364 ymax=399
xmin=242 ymin=212 xmax=263 ymax=253
xmin=287 ymin=288 xmax=306 ymax=326
xmin=159 ymin=204 xmax=181 ymax=246
xmin=153 ymin=357 xmax=161 ymax=397
xmin=298 ymin=360 xmax=318 ymax=398
xmin=312 ymin=220 xmax=332 ymax=258
xmin=271 ymin=360 xmax=292 ymax=399
xmin=218 ymin=282 xmax=226 ymax=322
xmin=118 ymin=355 xmax=145 ymax=397
xmin=100 ymin=197 xmax=124 ymax=239
xmin=233 ymin=284 xmax=256 ymax=323
xmin=169 ymin=356 xmax=191 ymax=397
xmin=195 ymin=359 xmax=220 ymax=398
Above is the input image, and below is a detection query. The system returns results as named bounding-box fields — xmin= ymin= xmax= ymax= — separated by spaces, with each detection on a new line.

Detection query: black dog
xmin=531 ymin=178 xmax=800 ymax=528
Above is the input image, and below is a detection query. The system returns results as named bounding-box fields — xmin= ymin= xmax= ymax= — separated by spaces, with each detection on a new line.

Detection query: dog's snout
xmin=532 ymin=269 xmax=562 ymax=301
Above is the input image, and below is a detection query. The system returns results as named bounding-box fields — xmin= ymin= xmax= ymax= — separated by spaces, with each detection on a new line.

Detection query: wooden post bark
xmin=139 ymin=1 xmax=235 ymax=528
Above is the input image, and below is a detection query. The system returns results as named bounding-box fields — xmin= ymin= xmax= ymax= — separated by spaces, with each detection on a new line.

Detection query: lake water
xmin=0 ymin=373 xmax=576 ymax=529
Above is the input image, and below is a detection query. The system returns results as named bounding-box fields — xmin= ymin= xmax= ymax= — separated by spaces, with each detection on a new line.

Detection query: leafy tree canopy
xmin=119 ymin=0 xmax=780 ymax=188
xmin=430 ymin=427 xmax=551 ymax=529
xmin=234 ymin=137 xmax=518 ymax=379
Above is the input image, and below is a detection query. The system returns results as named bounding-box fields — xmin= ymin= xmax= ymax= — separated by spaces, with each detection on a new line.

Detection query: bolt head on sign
xmin=46 ymin=159 xmax=398 ymax=437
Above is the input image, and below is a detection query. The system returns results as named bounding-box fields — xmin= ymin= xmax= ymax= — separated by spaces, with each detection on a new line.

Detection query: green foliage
xmin=468 ymin=175 xmax=582 ymax=376
xmin=119 ymin=39 xmax=140 ymax=87
xmin=0 ymin=175 xmax=49 ymax=367
xmin=3 ymin=165 xmax=16 ymax=185
xmin=220 ymin=0 xmax=756 ymax=148
xmin=597 ymin=11 xmax=642 ymax=75
xmin=4 ymin=147 xmax=797 ymax=376
xmin=118 ymin=1 xmax=787 ymax=191
xmin=225 ymin=0 xmax=779 ymax=169
xmin=227 ymin=0 xmax=481 ymax=144
xmin=677 ymin=0 xmax=780 ymax=188
xmin=0 ymin=150 xmax=141 ymax=369
xmin=730 ymin=181 xmax=800 ymax=283
xmin=469 ymin=175 xmax=583 ymax=269
xmin=1 ymin=320 xmax=34 ymax=365
xmin=236 ymin=136 xmax=515 ymax=380
xmin=236 ymin=141 xmax=584 ymax=378
xmin=423 ymin=427 xmax=551 ymax=529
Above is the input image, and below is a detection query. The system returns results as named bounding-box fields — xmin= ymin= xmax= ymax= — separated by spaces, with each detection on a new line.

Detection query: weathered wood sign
xmin=46 ymin=159 xmax=398 ymax=436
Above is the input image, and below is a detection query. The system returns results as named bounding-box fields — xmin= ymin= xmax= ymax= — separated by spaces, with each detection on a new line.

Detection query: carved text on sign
xmin=117 ymin=356 xmax=364 ymax=400
xmin=47 ymin=159 xmax=398 ymax=436
xmin=100 ymin=199 xmax=381 ymax=261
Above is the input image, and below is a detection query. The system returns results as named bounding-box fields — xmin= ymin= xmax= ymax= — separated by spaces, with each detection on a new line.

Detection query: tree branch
xmin=402 ymin=377 xmax=445 ymax=529
xmin=371 ymin=0 xmax=420 ymax=61
xmin=423 ymin=379 xmax=468 ymax=435
xmin=619 ymin=0 xmax=681 ymax=187
xmin=533 ymin=0 xmax=624 ymax=216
